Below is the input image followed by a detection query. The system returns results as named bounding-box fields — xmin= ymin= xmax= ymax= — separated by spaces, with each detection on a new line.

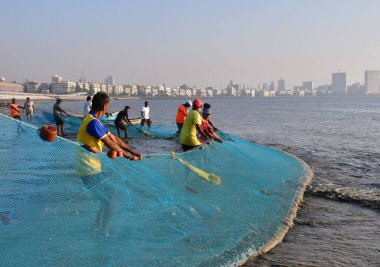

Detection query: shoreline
xmin=1 ymin=91 xmax=378 ymax=104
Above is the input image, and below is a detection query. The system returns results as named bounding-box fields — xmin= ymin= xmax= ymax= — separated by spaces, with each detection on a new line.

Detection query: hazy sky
xmin=1 ymin=0 xmax=380 ymax=89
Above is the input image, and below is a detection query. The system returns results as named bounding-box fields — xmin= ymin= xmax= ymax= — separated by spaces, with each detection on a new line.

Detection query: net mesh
xmin=0 ymin=111 xmax=311 ymax=266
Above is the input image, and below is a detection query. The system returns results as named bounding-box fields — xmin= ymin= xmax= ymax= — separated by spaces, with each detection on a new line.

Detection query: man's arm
xmin=208 ymin=119 xmax=218 ymax=131
xmin=209 ymin=130 xmax=223 ymax=143
xmin=102 ymin=134 xmax=142 ymax=160
xmin=124 ymin=114 xmax=132 ymax=126
xmin=196 ymin=124 xmax=209 ymax=143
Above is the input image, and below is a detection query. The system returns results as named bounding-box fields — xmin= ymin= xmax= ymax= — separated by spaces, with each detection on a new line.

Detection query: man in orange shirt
xmin=175 ymin=100 xmax=192 ymax=135
xmin=9 ymin=98 xmax=24 ymax=120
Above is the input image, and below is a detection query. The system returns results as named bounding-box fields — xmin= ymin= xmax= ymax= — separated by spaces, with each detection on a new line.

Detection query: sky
xmin=1 ymin=0 xmax=380 ymax=89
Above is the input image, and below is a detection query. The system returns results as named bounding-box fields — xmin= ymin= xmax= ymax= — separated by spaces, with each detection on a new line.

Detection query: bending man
xmin=114 ymin=106 xmax=133 ymax=139
xmin=180 ymin=98 xmax=209 ymax=152
xmin=76 ymin=92 xmax=142 ymax=236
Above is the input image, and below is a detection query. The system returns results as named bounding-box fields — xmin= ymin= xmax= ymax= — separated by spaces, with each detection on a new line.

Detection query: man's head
xmin=11 ymin=98 xmax=16 ymax=104
xmin=26 ymin=97 xmax=30 ymax=102
xmin=87 ymin=96 xmax=92 ymax=101
xmin=144 ymin=101 xmax=148 ymax=107
xmin=192 ymin=98 xmax=203 ymax=111
xmin=185 ymin=100 xmax=192 ymax=108
xmin=124 ymin=106 xmax=130 ymax=111
xmin=203 ymin=103 xmax=211 ymax=109
xmin=92 ymin=92 xmax=110 ymax=112
xmin=56 ymin=98 xmax=63 ymax=104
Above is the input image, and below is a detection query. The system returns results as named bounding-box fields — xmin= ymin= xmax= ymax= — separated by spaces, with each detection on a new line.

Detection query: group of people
xmin=8 ymin=93 xmax=222 ymax=153
xmin=176 ymin=99 xmax=222 ymax=152
xmin=8 ymin=97 xmax=35 ymax=123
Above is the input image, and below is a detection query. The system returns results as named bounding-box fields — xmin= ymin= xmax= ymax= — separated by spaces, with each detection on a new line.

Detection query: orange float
xmin=107 ymin=150 xmax=118 ymax=159
xmin=81 ymin=144 xmax=98 ymax=154
xmin=39 ymin=125 xmax=57 ymax=142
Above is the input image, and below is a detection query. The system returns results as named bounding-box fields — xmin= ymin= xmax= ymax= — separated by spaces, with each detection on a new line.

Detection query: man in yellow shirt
xmin=180 ymin=98 xmax=209 ymax=151
xmin=76 ymin=92 xmax=142 ymax=237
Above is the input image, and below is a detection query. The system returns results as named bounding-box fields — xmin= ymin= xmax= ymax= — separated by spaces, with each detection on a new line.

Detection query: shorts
xmin=141 ymin=119 xmax=152 ymax=127
xmin=115 ymin=121 xmax=127 ymax=130
xmin=53 ymin=114 xmax=64 ymax=126
xmin=12 ymin=115 xmax=21 ymax=120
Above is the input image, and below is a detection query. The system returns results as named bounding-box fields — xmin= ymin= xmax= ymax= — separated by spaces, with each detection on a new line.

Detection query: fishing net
xmin=0 ymin=111 xmax=312 ymax=266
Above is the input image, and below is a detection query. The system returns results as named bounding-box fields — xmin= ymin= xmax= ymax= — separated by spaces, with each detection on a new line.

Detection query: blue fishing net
xmin=0 ymin=112 xmax=311 ymax=266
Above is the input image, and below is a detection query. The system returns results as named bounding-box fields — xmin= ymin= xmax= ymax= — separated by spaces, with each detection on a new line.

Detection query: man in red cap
xmin=180 ymin=98 xmax=209 ymax=151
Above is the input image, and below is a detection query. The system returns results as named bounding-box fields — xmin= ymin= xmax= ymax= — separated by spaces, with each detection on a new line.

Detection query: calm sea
xmin=62 ymin=96 xmax=380 ymax=266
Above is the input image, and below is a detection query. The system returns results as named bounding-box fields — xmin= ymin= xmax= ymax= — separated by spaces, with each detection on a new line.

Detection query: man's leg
xmin=61 ymin=124 xmax=66 ymax=136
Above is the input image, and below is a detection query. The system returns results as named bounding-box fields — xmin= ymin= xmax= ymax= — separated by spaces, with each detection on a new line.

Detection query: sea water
xmin=46 ymin=96 xmax=380 ymax=266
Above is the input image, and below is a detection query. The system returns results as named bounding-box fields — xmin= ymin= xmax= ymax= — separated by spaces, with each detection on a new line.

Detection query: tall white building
xmin=364 ymin=70 xmax=380 ymax=94
xmin=332 ymin=72 xmax=347 ymax=94
xmin=51 ymin=81 xmax=76 ymax=94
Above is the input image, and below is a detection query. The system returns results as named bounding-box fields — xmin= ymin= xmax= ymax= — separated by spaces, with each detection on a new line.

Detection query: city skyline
xmin=2 ymin=1 xmax=380 ymax=89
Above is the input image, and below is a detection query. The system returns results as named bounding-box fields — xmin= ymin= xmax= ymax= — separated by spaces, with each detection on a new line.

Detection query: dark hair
xmin=124 ymin=106 xmax=130 ymax=110
xmin=144 ymin=101 xmax=148 ymax=106
xmin=92 ymin=92 xmax=110 ymax=112
xmin=11 ymin=98 xmax=16 ymax=103
xmin=203 ymin=103 xmax=211 ymax=109
xmin=87 ymin=96 xmax=91 ymax=101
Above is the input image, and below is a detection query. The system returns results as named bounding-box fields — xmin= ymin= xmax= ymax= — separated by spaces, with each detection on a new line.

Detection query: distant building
xmin=364 ymin=70 xmax=380 ymax=94
xmin=113 ymin=85 xmax=123 ymax=95
xmin=302 ymin=81 xmax=314 ymax=90
xmin=40 ymin=83 xmax=49 ymax=94
xmin=226 ymin=86 xmax=237 ymax=96
xmin=26 ymin=81 xmax=40 ymax=93
xmin=105 ymin=75 xmax=115 ymax=86
xmin=89 ymin=83 xmax=101 ymax=94
xmin=331 ymin=72 xmax=347 ymax=94
xmin=269 ymin=81 xmax=275 ymax=91
xmin=51 ymin=81 xmax=76 ymax=94
xmin=347 ymin=83 xmax=364 ymax=95
xmin=52 ymin=75 xmax=63 ymax=83
xmin=278 ymin=78 xmax=285 ymax=91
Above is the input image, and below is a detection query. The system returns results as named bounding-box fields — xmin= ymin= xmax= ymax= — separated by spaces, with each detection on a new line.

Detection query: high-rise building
xmin=364 ymin=70 xmax=380 ymax=94
xmin=105 ymin=75 xmax=115 ymax=86
xmin=278 ymin=78 xmax=285 ymax=91
xmin=331 ymin=72 xmax=347 ymax=94
xmin=269 ymin=81 xmax=275 ymax=91
xmin=302 ymin=81 xmax=314 ymax=90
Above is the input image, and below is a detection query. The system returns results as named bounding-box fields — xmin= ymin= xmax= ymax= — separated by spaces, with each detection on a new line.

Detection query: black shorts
xmin=53 ymin=114 xmax=64 ymax=126
xmin=115 ymin=121 xmax=127 ymax=130
xmin=141 ymin=119 xmax=152 ymax=126
xmin=12 ymin=115 xmax=21 ymax=120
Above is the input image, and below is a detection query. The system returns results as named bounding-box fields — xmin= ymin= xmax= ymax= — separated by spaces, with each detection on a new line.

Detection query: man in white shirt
xmin=140 ymin=101 xmax=152 ymax=127
xmin=24 ymin=97 xmax=35 ymax=123
xmin=83 ymin=96 xmax=92 ymax=116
